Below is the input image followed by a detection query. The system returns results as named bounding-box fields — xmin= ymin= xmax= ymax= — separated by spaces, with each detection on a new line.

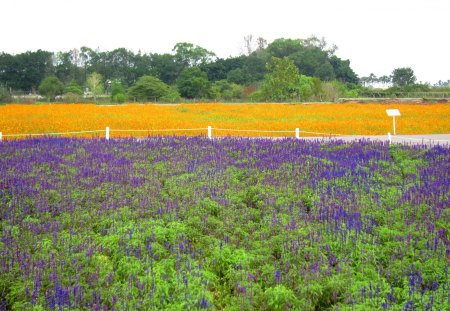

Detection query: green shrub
xmin=114 ymin=93 xmax=127 ymax=103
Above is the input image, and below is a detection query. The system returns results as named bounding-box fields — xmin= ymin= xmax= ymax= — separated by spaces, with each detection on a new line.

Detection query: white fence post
xmin=207 ymin=126 xmax=212 ymax=139
xmin=387 ymin=132 xmax=392 ymax=144
xmin=106 ymin=127 xmax=110 ymax=140
xmin=295 ymin=128 xmax=300 ymax=139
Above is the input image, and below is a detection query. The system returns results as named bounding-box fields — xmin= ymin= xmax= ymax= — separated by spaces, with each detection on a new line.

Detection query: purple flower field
xmin=0 ymin=137 xmax=449 ymax=310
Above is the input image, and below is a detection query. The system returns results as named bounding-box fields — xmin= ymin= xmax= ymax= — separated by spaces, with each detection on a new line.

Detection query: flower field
xmin=0 ymin=103 xmax=449 ymax=138
xmin=0 ymin=137 xmax=449 ymax=310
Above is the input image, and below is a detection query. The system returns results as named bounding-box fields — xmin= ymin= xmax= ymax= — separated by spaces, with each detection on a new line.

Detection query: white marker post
xmin=295 ymin=128 xmax=300 ymax=139
xmin=0 ymin=132 xmax=2 ymax=142
xmin=386 ymin=109 xmax=400 ymax=135
xmin=106 ymin=127 xmax=110 ymax=140
xmin=207 ymin=126 xmax=212 ymax=139
xmin=388 ymin=132 xmax=392 ymax=144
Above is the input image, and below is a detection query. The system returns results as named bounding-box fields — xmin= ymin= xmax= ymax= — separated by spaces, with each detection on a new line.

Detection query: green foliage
xmin=392 ymin=67 xmax=417 ymax=87
xmin=65 ymin=80 xmax=83 ymax=95
xmin=226 ymin=68 xmax=251 ymax=85
xmin=160 ymin=86 xmax=181 ymax=102
xmin=128 ymin=75 xmax=170 ymax=102
xmin=212 ymin=80 xmax=244 ymax=101
xmin=173 ymin=42 xmax=216 ymax=67
xmin=262 ymin=57 xmax=301 ymax=102
xmin=299 ymin=75 xmax=323 ymax=101
xmin=0 ymin=50 xmax=53 ymax=91
xmin=389 ymin=144 xmax=425 ymax=180
xmin=114 ymin=92 xmax=127 ymax=103
xmin=110 ymin=80 xmax=127 ymax=103
xmin=110 ymin=80 xmax=125 ymax=100
xmin=315 ymin=61 xmax=336 ymax=81
xmin=38 ymin=76 xmax=64 ymax=101
xmin=0 ymin=84 xmax=12 ymax=103
xmin=263 ymin=285 xmax=300 ymax=310
xmin=0 ymin=38 xmax=408 ymax=101
xmin=210 ymin=244 xmax=249 ymax=279
xmin=177 ymin=67 xmax=211 ymax=99
xmin=321 ymin=80 xmax=359 ymax=101
xmin=86 ymin=72 xmax=104 ymax=102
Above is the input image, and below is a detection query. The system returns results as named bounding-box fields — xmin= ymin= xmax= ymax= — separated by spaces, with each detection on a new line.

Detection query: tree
xmin=242 ymin=35 xmax=266 ymax=55
xmin=0 ymin=84 xmax=12 ymax=103
xmin=38 ymin=76 xmax=64 ymax=101
xmin=227 ymin=68 xmax=250 ymax=85
xmin=149 ymin=53 xmax=182 ymax=85
xmin=177 ymin=67 xmax=211 ymax=99
xmin=256 ymin=37 xmax=268 ymax=52
xmin=111 ymin=80 xmax=125 ymax=100
xmin=54 ymin=51 xmax=75 ymax=84
xmin=291 ymin=46 xmax=329 ymax=79
xmin=262 ymin=57 xmax=301 ymax=102
xmin=106 ymin=48 xmax=136 ymax=84
xmin=65 ymin=80 xmax=83 ymax=95
xmin=303 ymin=35 xmax=338 ymax=56
xmin=264 ymin=38 xmax=303 ymax=59
xmin=211 ymin=80 xmax=243 ymax=100
xmin=242 ymin=55 xmax=266 ymax=82
xmin=128 ymin=75 xmax=170 ymax=102
xmin=173 ymin=42 xmax=216 ymax=68
xmin=86 ymin=72 xmax=104 ymax=102
xmin=329 ymin=56 xmax=359 ymax=84
xmin=111 ymin=80 xmax=126 ymax=102
xmin=392 ymin=67 xmax=416 ymax=87
xmin=200 ymin=59 xmax=227 ymax=82
xmin=0 ymin=50 xmax=53 ymax=92
xmin=299 ymin=75 xmax=322 ymax=101
xmin=314 ymin=61 xmax=335 ymax=81
xmin=243 ymin=34 xmax=255 ymax=55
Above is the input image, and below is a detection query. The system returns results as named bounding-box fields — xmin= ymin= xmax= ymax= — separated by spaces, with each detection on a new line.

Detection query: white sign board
xmin=386 ymin=109 xmax=400 ymax=135
xmin=386 ymin=109 xmax=400 ymax=117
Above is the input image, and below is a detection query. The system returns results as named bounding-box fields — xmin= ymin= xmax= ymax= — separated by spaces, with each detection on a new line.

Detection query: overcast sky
xmin=2 ymin=0 xmax=449 ymax=84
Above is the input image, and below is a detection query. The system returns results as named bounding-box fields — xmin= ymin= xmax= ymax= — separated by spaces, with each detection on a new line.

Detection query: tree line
xmin=0 ymin=36 xmax=448 ymax=103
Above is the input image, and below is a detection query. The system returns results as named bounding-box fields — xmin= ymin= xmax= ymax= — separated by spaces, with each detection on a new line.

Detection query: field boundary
xmin=1 ymin=127 xmax=450 ymax=146
xmin=0 ymin=126 xmax=344 ymax=141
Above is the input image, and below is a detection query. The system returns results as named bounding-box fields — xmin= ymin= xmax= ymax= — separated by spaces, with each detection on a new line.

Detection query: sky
xmin=2 ymin=0 xmax=449 ymax=84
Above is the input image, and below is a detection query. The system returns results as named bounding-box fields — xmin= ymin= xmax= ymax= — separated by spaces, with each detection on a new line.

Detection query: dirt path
xmin=298 ymin=134 xmax=450 ymax=146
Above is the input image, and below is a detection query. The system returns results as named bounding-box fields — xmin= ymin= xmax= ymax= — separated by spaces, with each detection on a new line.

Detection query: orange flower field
xmin=0 ymin=103 xmax=449 ymax=138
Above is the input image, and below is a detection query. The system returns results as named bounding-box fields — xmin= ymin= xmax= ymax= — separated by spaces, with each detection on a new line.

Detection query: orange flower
xmin=0 ymin=103 xmax=448 ymax=139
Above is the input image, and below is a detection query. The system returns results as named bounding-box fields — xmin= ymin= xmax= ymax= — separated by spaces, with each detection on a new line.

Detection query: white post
xmin=388 ymin=132 xmax=392 ymax=144
xmin=106 ymin=127 xmax=110 ymax=140
xmin=0 ymin=132 xmax=2 ymax=142
xmin=207 ymin=126 xmax=212 ymax=139
xmin=295 ymin=128 xmax=300 ymax=139
xmin=393 ymin=116 xmax=396 ymax=135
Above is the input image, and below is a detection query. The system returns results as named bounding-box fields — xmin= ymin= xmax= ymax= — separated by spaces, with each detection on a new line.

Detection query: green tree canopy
xmin=211 ymin=80 xmax=244 ymax=100
xmin=173 ymin=42 xmax=216 ymax=67
xmin=392 ymin=67 xmax=417 ymax=87
xmin=149 ymin=53 xmax=182 ymax=85
xmin=0 ymin=84 xmax=12 ymax=103
xmin=262 ymin=57 xmax=301 ymax=102
xmin=86 ymin=72 xmax=104 ymax=102
xmin=0 ymin=37 xmax=367 ymax=98
xmin=264 ymin=38 xmax=303 ymax=59
xmin=299 ymin=75 xmax=323 ymax=101
xmin=0 ymin=50 xmax=53 ymax=92
xmin=128 ymin=75 xmax=170 ymax=101
xmin=177 ymin=67 xmax=211 ymax=99
xmin=110 ymin=80 xmax=126 ymax=103
xmin=65 ymin=80 xmax=83 ymax=95
xmin=38 ymin=76 xmax=64 ymax=101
